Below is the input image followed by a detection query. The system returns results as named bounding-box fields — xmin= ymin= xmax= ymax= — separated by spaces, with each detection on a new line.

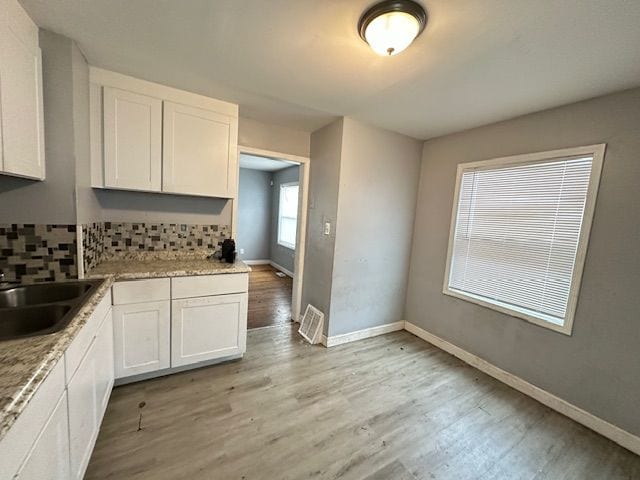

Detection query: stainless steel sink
xmin=0 ymin=282 xmax=93 ymax=308
xmin=0 ymin=280 xmax=103 ymax=341
xmin=0 ymin=304 xmax=72 ymax=339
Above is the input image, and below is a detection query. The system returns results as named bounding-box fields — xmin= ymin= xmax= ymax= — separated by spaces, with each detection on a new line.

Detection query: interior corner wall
xmin=406 ymin=87 xmax=640 ymax=437
xmin=72 ymin=41 xmax=101 ymax=225
xmin=238 ymin=117 xmax=311 ymax=158
xmin=301 ymin=119 xmax=343 ymax=332
xmin=237 ymin=168 xmax=272 ymax=261
xmin=270 ymin=165 xmax=300 ymax=273
xmin=328 ymin=118 xmax=422 ymax=336
xmin=0 ymin=29 xmax=77 ymax=224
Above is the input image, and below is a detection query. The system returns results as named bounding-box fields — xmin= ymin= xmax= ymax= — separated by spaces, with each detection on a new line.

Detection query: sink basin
xmin=0 ymin=282 xmax=93 ymax=308
xmin=0 ymin=280 xmax=103 ymax=341
xmin=0 ymin=304 xmax=72 ymax=340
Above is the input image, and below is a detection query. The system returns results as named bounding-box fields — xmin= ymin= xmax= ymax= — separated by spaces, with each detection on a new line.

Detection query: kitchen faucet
xmin=0 ymin=272 xmax=12 ymax=288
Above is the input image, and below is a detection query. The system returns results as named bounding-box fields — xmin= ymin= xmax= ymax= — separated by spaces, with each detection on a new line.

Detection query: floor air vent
xmin=299 ymin=305 xmax=324 ymax=344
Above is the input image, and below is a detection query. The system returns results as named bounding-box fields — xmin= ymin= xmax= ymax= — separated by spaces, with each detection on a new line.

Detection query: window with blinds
xmin=444 ymin=145 xmax=605 ymax=334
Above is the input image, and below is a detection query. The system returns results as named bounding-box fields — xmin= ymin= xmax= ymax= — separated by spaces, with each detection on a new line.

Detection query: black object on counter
xmin=220 ymin=239 xmax=237 ymax=264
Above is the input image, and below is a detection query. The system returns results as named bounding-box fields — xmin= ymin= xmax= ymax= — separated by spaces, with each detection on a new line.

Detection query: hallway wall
xmin=237 ymin=168 xmax=272 ymax=261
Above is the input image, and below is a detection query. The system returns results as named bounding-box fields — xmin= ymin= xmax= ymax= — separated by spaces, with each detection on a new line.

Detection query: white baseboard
xmin=243 ymin=259 xmax=270 ymax=265
xmin=269 ymin=261 xmax=294 ymax=278
xmin=404 ymin=321 xmax=640 ymax=456
xmin=322 ymin=321 xmax=405 ymax=348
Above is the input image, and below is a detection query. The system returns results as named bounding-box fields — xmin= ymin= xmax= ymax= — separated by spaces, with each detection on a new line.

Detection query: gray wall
xmin=329 ymin=118 xmax=422 ymax=336
xmin=237 ymin=168 xmax=272 ymax=260
xmin=72 ymin=41 xmax=101 ymax=224
xmin=270 ymin=165 xmax=300 ymax=272
xmin=406 ymin=87 xmax=640 ymax=436
xmin=93 ymin=190 xmax=230 ymax=225
xmin=238 ymin=117 xmax=310 ymax=157
xmin=302 ymin=119 xmax=343 ymax=331
xmin=0 ymin=30 xmax=77 ymax=224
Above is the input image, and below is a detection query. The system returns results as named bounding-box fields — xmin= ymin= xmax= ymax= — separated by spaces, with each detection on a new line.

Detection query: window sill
xmin=277 ymin=242 xmax=295 ymax=251
xmin=442 ymin=287 xmax=574 ymax=336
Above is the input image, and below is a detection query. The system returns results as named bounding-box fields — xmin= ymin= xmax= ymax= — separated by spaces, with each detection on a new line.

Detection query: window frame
xmin=277 ymin=181 xmax=299 ymax=250
xmin=442 ymin=144 xmax=606 ymax=335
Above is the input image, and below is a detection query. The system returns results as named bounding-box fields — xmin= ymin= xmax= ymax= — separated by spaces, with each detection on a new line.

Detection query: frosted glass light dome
xmin=364 ymin=11 xmax=421 ymax=56
xmin=358 ymin=0 xmax=427 ymax=56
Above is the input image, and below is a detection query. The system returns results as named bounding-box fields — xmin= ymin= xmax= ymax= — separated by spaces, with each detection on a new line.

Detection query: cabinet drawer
xmin=112 ymin=278 xmax=170 ymax=305
xmin=65 ymin=292 xmax=111 ymax=382
xmin=172 ymin=273 xmax=248 ymax=299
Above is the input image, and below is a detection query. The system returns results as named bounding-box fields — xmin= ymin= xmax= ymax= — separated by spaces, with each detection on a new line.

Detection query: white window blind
xmin=278 ymin=182 xmax=299 ymax=249
xmin=445 ymin=145 xmax=604 ymax=333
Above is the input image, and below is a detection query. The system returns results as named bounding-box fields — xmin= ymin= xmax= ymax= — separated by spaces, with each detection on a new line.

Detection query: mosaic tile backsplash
xmin=81 ymin=222 xmax=229 ymax=273
xmin=0 ymin=224 xmax=78 ymax=284
xmin=82 ymin=223 xmax=105 ymax=272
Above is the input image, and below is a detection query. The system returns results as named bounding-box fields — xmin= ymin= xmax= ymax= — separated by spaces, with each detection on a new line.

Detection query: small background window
xmin=278 ymin=182 xmax=299 ymax=249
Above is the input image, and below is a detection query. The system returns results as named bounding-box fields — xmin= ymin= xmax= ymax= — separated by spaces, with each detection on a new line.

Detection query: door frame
xmin=233 ymin=146 xmax=310 ymax=322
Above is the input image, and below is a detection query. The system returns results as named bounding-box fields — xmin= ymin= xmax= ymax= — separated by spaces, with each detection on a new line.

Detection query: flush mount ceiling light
xmin=358 ymin=0 xmax=427 ymax=56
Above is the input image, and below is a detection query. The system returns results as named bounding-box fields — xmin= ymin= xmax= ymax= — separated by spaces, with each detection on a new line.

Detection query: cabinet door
xmin=94 ymin=311 xmax=114 ymax=421
xmin=15 ymin=392 xmax=70 ymax=480
xmin=67 ymin=338 xmax=99 ymax=480
xmin=162 ymin=101 xmax=237 ymax=197
xmin=103 ymin=86 xmax=162 ymax=191
xmin=0 ymin=0 xmax=45 ymax=179
xmin=113 ymin=301 xmax=170 ymax=378
xmin=171 ymin=293 xmax=247 ymax=367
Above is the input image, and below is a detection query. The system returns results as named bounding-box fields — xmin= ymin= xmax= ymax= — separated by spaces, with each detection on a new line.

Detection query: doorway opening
xmin=234 ymin=147 xmax=309 ymax=330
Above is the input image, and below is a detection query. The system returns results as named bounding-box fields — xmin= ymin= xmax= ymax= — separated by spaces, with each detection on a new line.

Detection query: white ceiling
xmin=20 ymin=0 xmax=640 ymax=140
xmin=239 ymin=154 xmax=297 ymax=172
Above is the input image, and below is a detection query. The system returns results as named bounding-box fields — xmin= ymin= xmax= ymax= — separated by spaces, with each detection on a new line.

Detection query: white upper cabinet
xmin=0 ymin=0 xmax=45 ymax=180
xmin=103 ymin=87 xmax=162 ymax=191
xmin=163 ymin=101 xmax=237 ymax=197
xmin=90 ymin=68 xmax=238 ymax=197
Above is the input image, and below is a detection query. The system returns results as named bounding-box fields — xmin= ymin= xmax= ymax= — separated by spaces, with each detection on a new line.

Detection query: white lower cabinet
xmin=68 ymin=312 xmax=114 ymax=480
xmin=171 ymin=293 xmax=248 ymax=367
xmin=111 ymin=274 xmax=248 ymax=379
xmin=112 ymin=300 xmax=171 ymax=378
xmin=0 ymin=294 xmax=113 ymax=480
xmin=94 ymin=314 xmax=115 ymax=422
xmin=14 ymin=392 xmax=70 ymax=480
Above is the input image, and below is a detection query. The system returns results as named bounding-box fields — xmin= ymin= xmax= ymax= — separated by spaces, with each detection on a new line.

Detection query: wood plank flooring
xmin=86 ymin=326 xmax=640 ymax=479
xmin=247 ymin=264 xmax=293 ymax=329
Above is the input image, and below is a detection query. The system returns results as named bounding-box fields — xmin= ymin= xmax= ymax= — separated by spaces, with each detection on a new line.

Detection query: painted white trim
xmin=242 ymin=259 xmax=270 ymax=266
xmin=322 ymin=321 xmax=405 ymax=348
xmin=269 ymin=261 xmax=294 ymax=279
xmin=238 ymin=146 xmax=308 ymax=165
xmin=442 ymin=143 xmax=606 ymax=336
xmin=404 ymin=321 xmax=640 ymax=456
xmin=237 ymin=145 xmax=310 ymax=323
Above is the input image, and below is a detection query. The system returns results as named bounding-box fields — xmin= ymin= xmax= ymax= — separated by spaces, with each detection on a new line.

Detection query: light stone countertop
xmin=85 ymin=255 xmax=251 ymax=280
xmin=0 ymin=254 xmax=250 ymax=441
xmin=0 ymin=277 xmax=113 ymax=441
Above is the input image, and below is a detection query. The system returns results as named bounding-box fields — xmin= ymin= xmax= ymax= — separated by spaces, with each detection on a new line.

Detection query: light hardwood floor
xmin=247 ymin=264 xmax=293 ymax=329
xmin=86 ymin=325 xmax=640 ymax=479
